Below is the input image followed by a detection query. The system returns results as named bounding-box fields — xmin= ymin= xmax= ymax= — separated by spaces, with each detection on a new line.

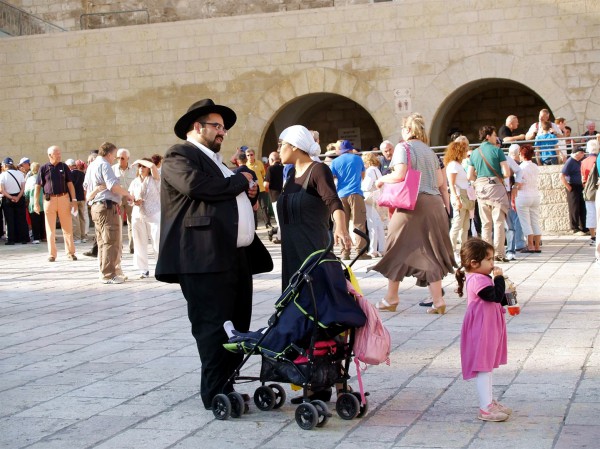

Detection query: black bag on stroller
xmin=213 ymin=244 xmax=368 ymax=429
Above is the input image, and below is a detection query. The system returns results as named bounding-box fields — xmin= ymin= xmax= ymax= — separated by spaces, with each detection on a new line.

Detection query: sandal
xmin=426 ymin=305 xmax=446 ymax=315
xmin=376 ymin=298 xmax=398 ymax=312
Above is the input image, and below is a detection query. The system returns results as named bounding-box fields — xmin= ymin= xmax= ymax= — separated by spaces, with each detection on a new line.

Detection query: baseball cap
xmin=240 ymin=146 xmax=249 ymax=152
xmin=65 ymin=159 xmax=76 ymax=166
xmin=2 ymin=157 xmax=14 ymax=165
xmin=19 ymin=157 xmax=30 ymax=165
xmin=339 ymin=140 xmax=354 ymax=153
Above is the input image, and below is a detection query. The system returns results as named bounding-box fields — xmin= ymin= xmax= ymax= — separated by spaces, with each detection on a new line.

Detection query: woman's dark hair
xmin=455 ymin=238 xmax=494 ymax=297
xmin=478 ymin=125 xmax=496 ymax=142
xmin=519 ymin=144 xmax=534 ymax=161
xmin=151 ymin=153 xmax=163 ymax=166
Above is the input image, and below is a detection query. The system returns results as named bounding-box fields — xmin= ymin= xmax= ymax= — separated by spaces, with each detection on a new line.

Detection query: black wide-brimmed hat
xmin=174 ymin=99 xmax=237 ymax=140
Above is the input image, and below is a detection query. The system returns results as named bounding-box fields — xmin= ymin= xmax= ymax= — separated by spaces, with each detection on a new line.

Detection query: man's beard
xmin=200 ymin=133 xmax=223 ymax=153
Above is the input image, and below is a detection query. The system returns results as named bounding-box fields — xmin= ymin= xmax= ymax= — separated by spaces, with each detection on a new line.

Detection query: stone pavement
xmin=1 ymin=232 xmax=599 ymax=449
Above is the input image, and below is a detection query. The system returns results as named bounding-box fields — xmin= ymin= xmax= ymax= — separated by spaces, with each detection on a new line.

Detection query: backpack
xmin=583 ymin=162 xmax=598 ymax=202
xmin=347 ymin=280 xmax=391 ymax=366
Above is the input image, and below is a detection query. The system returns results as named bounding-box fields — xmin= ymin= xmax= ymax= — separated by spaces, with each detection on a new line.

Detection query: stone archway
xmin=425 ymin=52 xmax=576 ymax=146
xmin=431 ymin=78 xmax=548 ymax=145
xmin=252 ymin=68 xmax=396 ymax=155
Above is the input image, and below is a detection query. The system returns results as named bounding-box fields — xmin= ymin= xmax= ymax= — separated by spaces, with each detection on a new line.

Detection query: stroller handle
xmin=348 ymin=228 xmax=370 ymax=268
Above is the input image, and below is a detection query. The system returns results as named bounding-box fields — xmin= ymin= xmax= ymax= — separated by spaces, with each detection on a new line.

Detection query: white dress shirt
xmin=187 ymin=138 xmax=254 ymax=247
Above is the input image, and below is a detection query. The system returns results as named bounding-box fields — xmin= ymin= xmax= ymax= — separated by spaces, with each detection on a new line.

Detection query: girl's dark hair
xmin=455 ymin=238 xmax=494 ymax=297
xmin=478 ymin=125 xmax=496 ymax=142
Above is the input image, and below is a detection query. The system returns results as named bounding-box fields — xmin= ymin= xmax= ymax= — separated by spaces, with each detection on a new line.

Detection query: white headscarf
xmin=279 ymin=125 xmax=321 ymax=158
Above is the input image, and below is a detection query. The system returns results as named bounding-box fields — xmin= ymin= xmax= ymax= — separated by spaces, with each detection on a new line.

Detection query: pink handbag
xmin=376 ymin=142 xmax=421 ymax=210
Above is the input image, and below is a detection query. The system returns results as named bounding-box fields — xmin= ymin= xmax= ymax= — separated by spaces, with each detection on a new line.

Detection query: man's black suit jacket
xmin=155 ymin=142 xmax=272 ymax=284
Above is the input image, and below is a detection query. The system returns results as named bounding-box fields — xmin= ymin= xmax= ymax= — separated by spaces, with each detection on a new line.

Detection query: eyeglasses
xmin=200 ymin=122 xmax=228 ymax=134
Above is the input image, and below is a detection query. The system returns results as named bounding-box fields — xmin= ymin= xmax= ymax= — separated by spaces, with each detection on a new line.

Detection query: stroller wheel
xmin=228 ymin=392 xmax=246 ymax=418
xmin=351 ymin=392 xmax=369 ymax=418
xmin=212 ymin=394 xmax=231 ymax=420
xmin=310 ymin=399 xmax=331 ymax=428
xmin=336 ymin=393 xmax=360 ymax=420
xmin=268 ymin=383 xmax=286 ymax=409
xmin=254 ymin=385 xmax=277 ymax=411
xmin=295 ymin=403 xmax=319 ymax=430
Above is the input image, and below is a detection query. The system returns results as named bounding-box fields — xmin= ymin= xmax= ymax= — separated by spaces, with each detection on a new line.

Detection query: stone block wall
xmin=538 ymin=165 xmax=570 ymax=234
xmin=9 ymin=0 xmax=372 ymax=31
xmin=1 ymin=0 xmax=599 ymax=235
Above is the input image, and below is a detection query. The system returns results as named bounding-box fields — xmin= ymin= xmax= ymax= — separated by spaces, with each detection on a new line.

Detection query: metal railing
xmin=429 ymin=134 xmax=598 ymax=157
xmin=313 ymin=134 xmax=598 ymax=161
xmin=80 ymin=9 xmax=149 ymax=30
xmin=0 ymin=0 xmax=66 ymax=36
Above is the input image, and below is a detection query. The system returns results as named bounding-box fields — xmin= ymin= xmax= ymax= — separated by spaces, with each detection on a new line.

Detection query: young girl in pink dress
xmin=456 ymin=238 xmax=512 ymax=422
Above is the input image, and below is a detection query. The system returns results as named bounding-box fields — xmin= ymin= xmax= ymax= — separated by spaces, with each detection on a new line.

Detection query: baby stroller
xmin=211 ymin=231 xmax=370 ymax=430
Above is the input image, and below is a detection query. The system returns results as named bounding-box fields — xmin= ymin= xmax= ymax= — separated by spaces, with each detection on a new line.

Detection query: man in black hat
xmin=156 ymin=99 xmax=273 ymax=410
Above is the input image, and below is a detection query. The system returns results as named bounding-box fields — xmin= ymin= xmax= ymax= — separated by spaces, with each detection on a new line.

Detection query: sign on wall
xmin=338 ymin=127 xmax=361 ymax=150
xmin=395 ymin=88 xmax=412 ymax=114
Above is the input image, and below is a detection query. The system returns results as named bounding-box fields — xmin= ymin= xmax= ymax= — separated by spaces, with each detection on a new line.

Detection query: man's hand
xmin=240 ymin=172 xmax=258 ymax=198
xmin=34 ymin=203 xmax=40 ymax=214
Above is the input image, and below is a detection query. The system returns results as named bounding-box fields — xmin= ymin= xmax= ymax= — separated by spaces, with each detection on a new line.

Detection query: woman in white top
xmin=128 ymin=158 xmax=161 ymax=278
xmin=361 ymin=152 xmax=385 ymax=257
xmin=444 ymin=140 xmax=475 ymax=253
xmin=515 ymin=145 xmax=541 ymax=252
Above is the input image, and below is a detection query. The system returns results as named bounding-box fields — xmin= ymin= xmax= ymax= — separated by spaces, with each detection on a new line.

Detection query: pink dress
xmin=460 ymin=272 xmax=507 ymax=380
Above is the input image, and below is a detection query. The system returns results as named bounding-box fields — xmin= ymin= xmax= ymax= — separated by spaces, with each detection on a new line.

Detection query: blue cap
xmin=339 ymin=140 xmax=354 ymax=153
xmin=240 ymin=145 xmax=249 ymax=152
xmin=2 ymin=157 xmax=14 ymax=165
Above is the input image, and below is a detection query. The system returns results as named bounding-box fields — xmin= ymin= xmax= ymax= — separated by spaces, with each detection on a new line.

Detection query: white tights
xmin=476 ymin=371 xmax=493 ymax=410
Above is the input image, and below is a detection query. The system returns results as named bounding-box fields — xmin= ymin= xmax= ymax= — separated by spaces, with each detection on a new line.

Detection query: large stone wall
xmin=9 ymin=0 xmax=370 ymax=31
xmin=1 ymin=0 xmax=599 ymax=232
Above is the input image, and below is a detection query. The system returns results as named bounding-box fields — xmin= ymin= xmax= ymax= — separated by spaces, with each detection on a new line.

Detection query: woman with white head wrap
xmin=277 ymin=125 xmax=352 ymax=288
xmin=276 ymin=125 xmax=352 ymax=405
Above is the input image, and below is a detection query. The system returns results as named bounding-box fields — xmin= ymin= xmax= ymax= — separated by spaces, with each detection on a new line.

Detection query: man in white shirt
xmin=112 ymin=148 xmax=136 ymax=253
xmin=155 ymin=99 xmax=272 ymax=411
xmin=525 ymin=108 xmax=564 ymax=140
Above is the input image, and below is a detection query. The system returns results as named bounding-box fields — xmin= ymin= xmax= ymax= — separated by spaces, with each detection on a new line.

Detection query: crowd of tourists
xmin=1 ymin=103 xmax=599 ymax=423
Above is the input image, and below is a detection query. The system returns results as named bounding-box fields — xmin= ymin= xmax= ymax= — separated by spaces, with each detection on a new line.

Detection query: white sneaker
xmin=32 ymin=240 xmax=40 ymax=244
xmin=139 ymin=271 xmax=150 ymax=279
xmin=103 ymin=276 xmax=125 ymax=284
xmin=74 ymin=240 xmax=82 ymax=244
xmin=82 ymin=238 xmax=87 ymax=243
xmin=506 ymin=252 xmax=516 ymax=261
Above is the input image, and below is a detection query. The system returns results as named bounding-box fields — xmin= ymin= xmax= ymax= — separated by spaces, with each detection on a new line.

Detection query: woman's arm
xmin=437 ymin=168 xmax=450 ymax=213
xmin=86 ymin=184 xmax=107 ymax=202
xmin=375 ymin=163 xmax=407 ymax=188
xmin=332 ymin=209 xmax=352 ymax=251
xmin=133 ymin=159 xmax=160 ymax=180
xmin=447 ymin=172 xmax=460 ymax=209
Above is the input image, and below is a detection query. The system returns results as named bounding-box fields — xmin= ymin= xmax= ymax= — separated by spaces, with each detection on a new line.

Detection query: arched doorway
xmin=430 ymin=79 xmax=552 ymax=146
xmin=260 ymin=93 xmax=383 ymax=157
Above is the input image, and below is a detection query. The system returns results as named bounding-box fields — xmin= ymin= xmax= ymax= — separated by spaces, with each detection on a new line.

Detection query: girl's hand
xmin=492 ymin=267 xmax=503 ymax=277
xmin=375 ymin=179 xmax=384 ymax=189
